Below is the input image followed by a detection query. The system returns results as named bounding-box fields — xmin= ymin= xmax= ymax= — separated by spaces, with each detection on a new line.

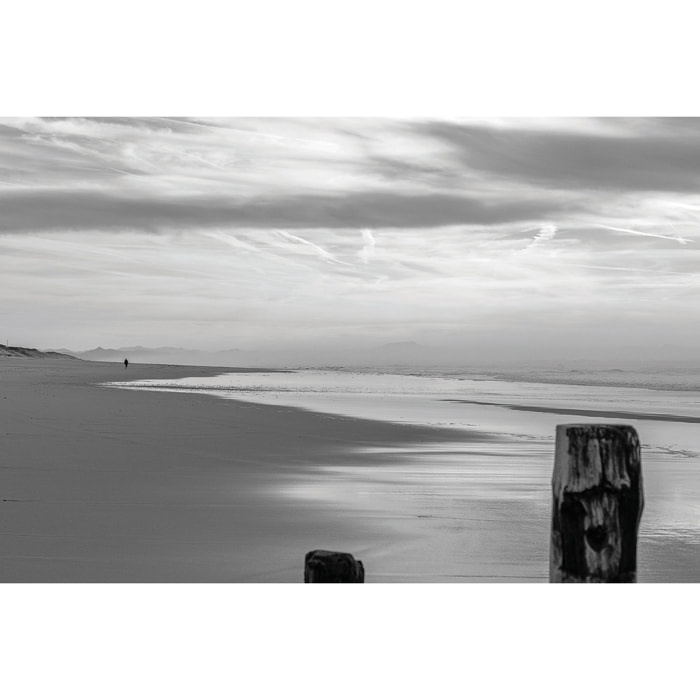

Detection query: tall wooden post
xmin=304 ymin=550 xmax=365 ymax=583
xmin=550 ymin=424 xmax=643 ymax=583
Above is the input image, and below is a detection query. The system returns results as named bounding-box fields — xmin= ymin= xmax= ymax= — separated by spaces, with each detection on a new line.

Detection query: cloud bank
xmin=2 ymin=117 xmax=700 ymax=363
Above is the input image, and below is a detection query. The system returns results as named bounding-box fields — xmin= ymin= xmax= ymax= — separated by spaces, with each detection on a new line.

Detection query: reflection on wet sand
xmin=111 ymin=368 xmax=700 ymax=582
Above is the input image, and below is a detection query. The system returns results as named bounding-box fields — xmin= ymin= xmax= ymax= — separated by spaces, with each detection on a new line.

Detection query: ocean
xmin=106 ymin=366 xmax=700 ymax=582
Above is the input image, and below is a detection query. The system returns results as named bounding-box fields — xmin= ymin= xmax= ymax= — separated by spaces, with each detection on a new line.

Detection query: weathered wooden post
xmin=304 ymin=549 xmax=365 ymax=583
xmin=550 ymin=424 xmax=643 ymax=583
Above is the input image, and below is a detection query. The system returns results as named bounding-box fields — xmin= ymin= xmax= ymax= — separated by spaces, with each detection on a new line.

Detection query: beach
xmin=3 ymin=359 xmax=700 ymax=582
xmin=1 ymin=359 xmax=510 ymax=582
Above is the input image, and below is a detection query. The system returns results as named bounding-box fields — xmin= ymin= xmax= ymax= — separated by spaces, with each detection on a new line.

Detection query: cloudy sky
xmin=2 ymin=116 xmax=700 ymax=364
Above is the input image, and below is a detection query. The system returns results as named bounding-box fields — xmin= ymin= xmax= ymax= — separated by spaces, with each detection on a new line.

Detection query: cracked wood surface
xmin=550 ymin=424 xmax=643 ymax=583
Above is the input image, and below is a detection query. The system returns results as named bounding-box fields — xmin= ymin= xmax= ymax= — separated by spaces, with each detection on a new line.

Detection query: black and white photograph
xmin=4 ymin=114 xmax=700 ymax=584
xmin=3 ymin=2 xmax=699 ymax=697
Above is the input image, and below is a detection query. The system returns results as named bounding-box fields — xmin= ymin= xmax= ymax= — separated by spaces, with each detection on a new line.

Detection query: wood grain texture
xmin=550 ymin=424 xmax=643 ymax=583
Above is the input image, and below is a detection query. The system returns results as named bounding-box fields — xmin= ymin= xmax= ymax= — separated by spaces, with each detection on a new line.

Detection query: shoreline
xmin=4 ymin=358 xmax=700 ymax=582
xmin=443 ymin=398 xmax=700 ymax=424
xmin=0 ymin=358 xmax=496 ymax=582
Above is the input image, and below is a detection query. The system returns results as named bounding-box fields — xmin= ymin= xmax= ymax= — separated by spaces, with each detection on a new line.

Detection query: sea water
xmin=107 ymin=367 xmax=700 ymax=582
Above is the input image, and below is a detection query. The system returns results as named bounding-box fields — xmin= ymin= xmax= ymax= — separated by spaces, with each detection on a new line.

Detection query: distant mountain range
xmin=49 ymin=345 xmax=249 ymax=366
xmin=0 ymin=344 xmax=78 ymax=360
xmin=43 ymin=341 xmax=442 ymax=367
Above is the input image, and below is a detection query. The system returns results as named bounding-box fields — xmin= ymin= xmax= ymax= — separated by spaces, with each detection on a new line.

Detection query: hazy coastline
xmin=4 ymin=357 xmax=700 ymax=581
xmin=1 ymin=358 xmax=506 ymax=582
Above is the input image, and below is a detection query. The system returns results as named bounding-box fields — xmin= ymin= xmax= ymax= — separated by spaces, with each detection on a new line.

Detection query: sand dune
xmin=0 ymin=344 xmax=77 ymax=360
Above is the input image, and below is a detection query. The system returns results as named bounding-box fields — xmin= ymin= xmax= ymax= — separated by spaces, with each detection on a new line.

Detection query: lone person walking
xmin=124 ymin=358 xmax=129 ymax=369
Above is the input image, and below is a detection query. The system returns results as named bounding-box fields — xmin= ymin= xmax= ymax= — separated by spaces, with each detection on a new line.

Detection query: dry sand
xmin=0 ymin=358 xmax=483 ymax=582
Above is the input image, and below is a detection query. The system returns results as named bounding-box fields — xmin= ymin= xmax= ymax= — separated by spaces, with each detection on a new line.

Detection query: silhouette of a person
xmin=124 ymin=358 xmax=129 ymax=369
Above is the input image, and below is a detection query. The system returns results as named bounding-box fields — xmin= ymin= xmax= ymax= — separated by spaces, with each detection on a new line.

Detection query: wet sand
xmin=0 ymin=358 xmax=494 ymax=582
xmin=444 ymin=398 xmax=700 ymax=424
xmin=7 ymin=359 xmax=698 ymax=582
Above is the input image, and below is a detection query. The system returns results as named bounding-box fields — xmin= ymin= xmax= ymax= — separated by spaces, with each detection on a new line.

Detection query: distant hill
xmin=66 ymin=346 xmax=250 ymax=366
xmin=52 ymin=340 xmax=446 ymax=368
xmin=0 ymin=344 xmax=78 ymax=360
xmin=78 ymin=346 xmax=185 ymax=362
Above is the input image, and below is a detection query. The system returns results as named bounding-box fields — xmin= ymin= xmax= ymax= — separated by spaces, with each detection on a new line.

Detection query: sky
xmin=2 ymin=116 xmax=700 ymax=365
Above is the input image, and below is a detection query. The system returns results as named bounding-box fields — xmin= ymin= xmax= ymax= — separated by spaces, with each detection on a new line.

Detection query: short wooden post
xmin=550 ymin=424 xmax=643 ymax=583
xmin=304 ymin=550 xmax=365 ymax=583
